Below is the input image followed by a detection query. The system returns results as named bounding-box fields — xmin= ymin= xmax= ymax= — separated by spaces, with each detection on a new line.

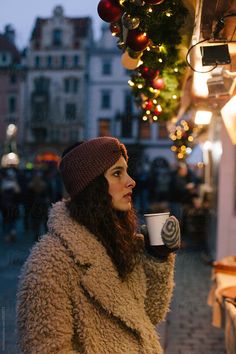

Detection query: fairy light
xmin=146 ymin=110 xmax=151 ymax=114
xmin=158 ymin=58 xmax=163 ymax=63
xmin=142 ymin=115 xmax=148 ymax=121
xmin=137 ymin=84 xmax=143 ymax=89
xmin=186 ymin=147 xmax=192 ymax=154
xmin=148 ymin=7 xmax=153 ymax=13
xmin=172 ymin=94 xmax=177 ymax=100
xmin=153 ymin=116 xmax=158 ymax=121
xmin=166 ymin=12 xmax=171 ymax=17
xmin=128 ymin=80 xmax=135 ymax=87
xmin=174 ymin=67 xmax=178 ymax=72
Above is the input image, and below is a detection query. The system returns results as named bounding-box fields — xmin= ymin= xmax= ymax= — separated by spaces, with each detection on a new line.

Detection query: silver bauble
xmin=122 ymin=13 xmax=140 ymax=30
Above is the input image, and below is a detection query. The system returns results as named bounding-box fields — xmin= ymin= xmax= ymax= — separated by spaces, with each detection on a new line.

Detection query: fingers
xmin=161 ymin=216 xmax=181 ymax=249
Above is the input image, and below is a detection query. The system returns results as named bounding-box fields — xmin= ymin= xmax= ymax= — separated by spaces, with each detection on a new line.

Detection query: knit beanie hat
xmin=59 ymin=136 xmax=128 ymax=198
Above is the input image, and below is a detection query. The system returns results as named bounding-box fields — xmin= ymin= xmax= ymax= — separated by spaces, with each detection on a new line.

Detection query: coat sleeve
xmin=142 ymin=252 xmax=176 ymax=325
xmin=16 ymin=237 xmax=81 ymax=354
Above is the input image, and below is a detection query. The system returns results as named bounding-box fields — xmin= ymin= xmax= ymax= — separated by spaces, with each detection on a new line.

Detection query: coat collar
xmin=47 ymin=201 xmax=153 ymax=339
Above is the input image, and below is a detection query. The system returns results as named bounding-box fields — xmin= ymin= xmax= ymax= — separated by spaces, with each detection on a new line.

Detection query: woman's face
xmin=104 ymin=156 xmax=136 ymax=211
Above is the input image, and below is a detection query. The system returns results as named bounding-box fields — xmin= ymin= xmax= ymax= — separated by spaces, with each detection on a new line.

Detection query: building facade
xmin=24 ymin=6 xmax=93 ymax=161
xmin=0 ymin=25 xmax=25 ymax=157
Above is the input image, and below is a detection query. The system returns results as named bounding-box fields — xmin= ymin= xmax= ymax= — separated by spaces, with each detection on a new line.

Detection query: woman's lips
xmin=123 ymin=192 xmax=132 ymax=201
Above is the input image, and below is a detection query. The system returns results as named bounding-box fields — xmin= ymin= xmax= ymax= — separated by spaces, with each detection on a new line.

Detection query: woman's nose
xmin=127 ymin=175 xmax=136 ymax=188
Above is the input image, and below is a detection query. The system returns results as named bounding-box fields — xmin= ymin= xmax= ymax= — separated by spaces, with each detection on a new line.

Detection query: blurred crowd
xmin=0 ymin=159 xmax=212 ymax=255
xmin=0 ymin=166 xmax=63 ymax=242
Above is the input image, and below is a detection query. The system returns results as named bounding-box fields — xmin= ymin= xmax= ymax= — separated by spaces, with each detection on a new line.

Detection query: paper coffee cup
xmin=144 ymin=212 xmax=170 ymax=246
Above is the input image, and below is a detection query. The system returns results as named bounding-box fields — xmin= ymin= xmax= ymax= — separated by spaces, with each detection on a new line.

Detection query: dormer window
xmin=52 ymin=28 xmax=62 ymax=47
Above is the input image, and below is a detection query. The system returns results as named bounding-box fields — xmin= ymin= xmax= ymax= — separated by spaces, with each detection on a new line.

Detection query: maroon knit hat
xmin=59 ymin=136 xmax=128 ymax=198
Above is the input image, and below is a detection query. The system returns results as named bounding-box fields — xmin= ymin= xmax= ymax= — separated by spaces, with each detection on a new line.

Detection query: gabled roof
xmin=0 ymin=34 xmax=21 ymax=63
xmin=31 ymin=16 xmax=92 ymax=41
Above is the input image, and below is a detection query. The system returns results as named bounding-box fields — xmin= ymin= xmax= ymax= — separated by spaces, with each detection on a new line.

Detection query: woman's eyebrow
xmin=110 ymin=165 xmax=127 ymax=172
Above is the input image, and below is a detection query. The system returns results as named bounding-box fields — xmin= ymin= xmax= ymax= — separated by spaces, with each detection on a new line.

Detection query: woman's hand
xmin=161 ymin=216 xmax=181 ymax=249
xmin=141 ymin=215 xmax=181 ymax=259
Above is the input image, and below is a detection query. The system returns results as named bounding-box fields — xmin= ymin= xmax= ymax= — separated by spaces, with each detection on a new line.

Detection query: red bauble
xmin=110 ymin=22 xmax=121 ymax=36
xmin=126 ymin=29 xmax=149 ymax=52
xmin=152 ymin=77 xmax=165 ymax=90
xmin=154 ymin=107 xmax=162 ymax=116
xmin=140 ymin=66 xmax=159 ymax=80
xmin=97 ymin=0 xmax=122 ymax=23
xmin=143 ymin=100 xmax=153 ymax=110
xmin=144 ymin=0 xmax=165 ymax=4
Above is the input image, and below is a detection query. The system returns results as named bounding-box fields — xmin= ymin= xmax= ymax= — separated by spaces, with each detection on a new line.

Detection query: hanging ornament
xmin=126 ymin=29 xmax=149 ymax=52
xmin=121 ymin=51 xmax=143 ymax=70
xmin=129 ymin=0 xmax=145 ymax=5
xmin=110 ymin=22 xmax=121 ymax=36
xmin=152 ymin=77 xmax=165 ymax=90
xmin=143 ymin=99 xmax=153 ymax=110
xmin=144 ymin=0 xmax=165 ymax=4
xmin=97 ymin=0 xmax=122 ymax=23
xmin=122 ymin=13 xmax=140 ymax=30
xmin=139 ymin=66 xmax=159 ymax=80
xmin=117 ymin=39 xmax=126 ymax=50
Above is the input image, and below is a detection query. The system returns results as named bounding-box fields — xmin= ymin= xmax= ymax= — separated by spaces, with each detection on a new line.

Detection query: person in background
xmin=16 ymin=137 xmax=180 ymax=354
xmin=26 ymin=171 xmax=50 ymax=240
xmin=0 ymin=168 xmax=21 ymax=242
xmin=169 ymin=162 xmax=198 ymax=225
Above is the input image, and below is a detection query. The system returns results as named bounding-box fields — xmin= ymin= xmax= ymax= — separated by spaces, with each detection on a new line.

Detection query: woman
xmin=16 ymin=137 xmax=180 ymax=354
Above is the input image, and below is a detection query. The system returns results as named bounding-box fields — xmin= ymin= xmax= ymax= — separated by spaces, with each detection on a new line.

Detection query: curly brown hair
xmin=66 ymin=174 xmax=143 ymax=279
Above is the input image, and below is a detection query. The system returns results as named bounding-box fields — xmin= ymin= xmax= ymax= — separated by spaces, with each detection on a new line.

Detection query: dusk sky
xmin=0 ymin=0 xmax=103 ymax=49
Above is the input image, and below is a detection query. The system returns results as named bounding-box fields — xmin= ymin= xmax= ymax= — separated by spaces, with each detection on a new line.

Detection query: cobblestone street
xmin=162 ymin=249 xmax=226 ymax=354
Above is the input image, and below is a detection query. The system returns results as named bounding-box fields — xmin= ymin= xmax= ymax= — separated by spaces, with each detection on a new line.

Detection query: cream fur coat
xmin=16 ymin=201 xmax=175 ymax=354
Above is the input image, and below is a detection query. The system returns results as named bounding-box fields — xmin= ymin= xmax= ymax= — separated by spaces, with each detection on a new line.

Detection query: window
xmin=47 ymin=56 xmax=52 ymax=68
xmin=65 ymin=103 xmax=77 ymax=121
xmin=124 ymin=91 xmax=133 ymax=114
xmin=139 ymin=121 xmax=151 ymax=139
xmin=102 ymin=59 xmax=112 ymax=75
xmin=34 ymin=77 xmax=50 ymax=93
xmin=73 ymin=55 xmax=80 ymax=67
xmin=8 ymin=96 xmax=16 ymax=113
xmin=52 ymin=29 xmax=62 ymax=46
xmin=101 ymin=90 xmax=111 ymax=109
xmin=35 ymin=56 xmax=40 ymax=68
xmin=64 ymin=78 xmax=79 ymax=93
xmin=98 ymin=119 xmax=111 ymax=136
xmin=61 ymin=55 xmax=67 ymax=68
xmin=31 ymin=96 xmax=48 ymax=121
xmin=158 ymin=122 xmax=169 ymax=140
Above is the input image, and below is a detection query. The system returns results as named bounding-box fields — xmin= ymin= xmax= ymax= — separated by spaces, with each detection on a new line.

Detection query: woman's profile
xmin=16 ymin=136 xmax=180 ymax=354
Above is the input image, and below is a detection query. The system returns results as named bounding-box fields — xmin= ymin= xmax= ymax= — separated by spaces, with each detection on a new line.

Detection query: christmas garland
xmin=97 ymin=0 xmax=189 ymax=122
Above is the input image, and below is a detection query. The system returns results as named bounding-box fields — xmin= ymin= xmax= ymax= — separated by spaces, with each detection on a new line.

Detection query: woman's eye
xmin=113 ymin=171 xmax=121 ymax=177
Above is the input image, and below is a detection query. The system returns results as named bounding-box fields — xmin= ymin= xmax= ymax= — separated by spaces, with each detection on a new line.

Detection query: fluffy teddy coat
xmin=16 ymin=201 xmax=175 ymax=354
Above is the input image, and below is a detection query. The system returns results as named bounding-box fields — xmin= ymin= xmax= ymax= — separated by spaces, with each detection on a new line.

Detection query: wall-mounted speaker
xmin=200 ymin=44 xmax=231 ymax=66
